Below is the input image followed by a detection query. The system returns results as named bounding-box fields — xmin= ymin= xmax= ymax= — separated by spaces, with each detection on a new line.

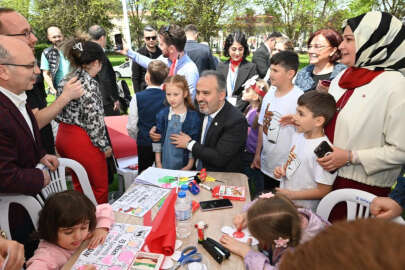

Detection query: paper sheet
xmin=135 ymin=167 xmax=197 ymax=189
xmin=72 ymin=223 xmax=151 ymax=270
xmin=111 ymin=184 xmax=170 ymax=217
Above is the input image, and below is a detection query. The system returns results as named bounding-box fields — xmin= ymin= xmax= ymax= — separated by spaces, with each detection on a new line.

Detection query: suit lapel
xmin=218 ymin=61 xmax=229 ymax=80
xmin=205 ymin=101 xmax=229 ymax=144
xmin=234 ymin=61 xmax=251 ymax=95
xmin=0 ymin=91 xmax=37 ymax=145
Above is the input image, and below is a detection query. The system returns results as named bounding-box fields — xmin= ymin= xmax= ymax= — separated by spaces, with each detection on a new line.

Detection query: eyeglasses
xmin=145 ymin=36 xmax=157 ymax=41
xmin=308 ymin=44 xmax=330 ymax=51
xmin=6 ymin=29 xmax=35 ymax=39
xmin=1 ymin=60 xmax=38 ymax=69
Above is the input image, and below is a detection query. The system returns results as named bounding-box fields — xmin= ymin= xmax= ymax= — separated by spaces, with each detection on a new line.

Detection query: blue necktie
xmin=202 ymin=116 xmax=212 ymax=144
xmin=197 ymin=116 xmax=213 ymax=170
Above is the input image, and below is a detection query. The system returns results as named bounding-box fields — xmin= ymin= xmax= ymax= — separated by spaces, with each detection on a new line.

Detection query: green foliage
xmin=34 ymin=43 xmax=48 ymax=60
xmin=27 ymin=0 xmax=121 ymax=43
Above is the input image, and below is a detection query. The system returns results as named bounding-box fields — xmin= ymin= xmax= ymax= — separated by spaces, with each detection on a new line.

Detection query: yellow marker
xmin=205 ymin=176 xmax=216 ymax=182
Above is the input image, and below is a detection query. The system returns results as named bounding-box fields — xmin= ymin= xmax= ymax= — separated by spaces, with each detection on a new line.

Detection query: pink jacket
xmin=26 ymin=204 xmax=114 ymax=270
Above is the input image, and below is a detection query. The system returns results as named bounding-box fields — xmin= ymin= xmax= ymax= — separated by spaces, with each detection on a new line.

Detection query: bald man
xmin=0 ymin=8 xmax=83 ymax=154
xmin=40 ymin=26 xmax=70 ymax=94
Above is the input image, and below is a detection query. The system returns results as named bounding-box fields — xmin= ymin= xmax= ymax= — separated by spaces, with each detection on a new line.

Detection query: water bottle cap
xmin=178 ymin=191 xmax=186 ymax=198
xmin=181 ymin=184 xmax=188 ymax=191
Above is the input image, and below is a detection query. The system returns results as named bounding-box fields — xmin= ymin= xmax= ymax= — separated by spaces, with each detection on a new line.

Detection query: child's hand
xmin=87 ymin=228 xmax=108 ymax=249
xmin=220 ymin=234 xmax=252 ymax=258
xmin=250 ymin=153 xmax=261 ymax=169
xmin=233 ymin=213 xmax=247 ymax=231
xmin=149 ymin=126 xmax=161 ymax=142
xmin=273 ymin=166 xmax=286 ymax=179
xmin=156 ymin=162 xmax=162 ymax=168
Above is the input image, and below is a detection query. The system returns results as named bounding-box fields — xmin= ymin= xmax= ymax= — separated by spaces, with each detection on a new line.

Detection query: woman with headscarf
xmin=317 ymin=11 xmax=405 ymax=221
xmin=216 ymin=31 xmax=257 ymax=111
xmin=295 ymin=28 xmax=346 ymax=92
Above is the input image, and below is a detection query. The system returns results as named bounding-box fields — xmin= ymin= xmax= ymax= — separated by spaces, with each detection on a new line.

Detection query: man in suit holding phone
xmin=170 ymin=70 xmax=247 ymax=172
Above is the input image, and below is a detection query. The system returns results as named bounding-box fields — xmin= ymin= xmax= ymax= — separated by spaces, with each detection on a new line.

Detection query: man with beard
xmin=122 ymin=24 xmax=199 ymax=99
xmin=40 ymin=26 xmax=70 ymax=95
xmin=153 ymin=70 xmax=247 ymax=172
xmin=131 ymin=25 xmax=162 ymax=93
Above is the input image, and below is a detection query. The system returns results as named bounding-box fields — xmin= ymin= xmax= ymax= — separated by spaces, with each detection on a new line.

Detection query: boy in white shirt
xmin=274 ymin=91 xmax=337 ymax=211
xmin=252 ymin=51 xmax=303 ymax=193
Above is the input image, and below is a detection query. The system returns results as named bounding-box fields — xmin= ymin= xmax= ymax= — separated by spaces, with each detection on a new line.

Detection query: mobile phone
xmin=199 ymin=199 xmax=233 ymax=211
xmin=114 ymin=33 xmax=123 ymax=50
xmin=320 ymin=80 xmax=331 ymax=87
xmin=314 ymin=140 xmax=333 ymax=158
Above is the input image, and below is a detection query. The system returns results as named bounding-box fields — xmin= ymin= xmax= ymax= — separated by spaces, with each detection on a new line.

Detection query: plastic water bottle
xmin=175 ymin=191 xmax=192 ymax=239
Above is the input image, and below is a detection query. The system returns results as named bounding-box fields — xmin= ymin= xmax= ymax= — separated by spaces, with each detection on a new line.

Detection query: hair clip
xmin=274 ymin=237 xmax=289 ymax=248
xmin=73 ymin=42 xmax=83 ymax=52
xmin=242 ymin=75 xmax=266 ymax=97
xmin=242 ymin=75 xmax=259 ymax=90
xmin=259 ymin=192 xmax=274 ymax=199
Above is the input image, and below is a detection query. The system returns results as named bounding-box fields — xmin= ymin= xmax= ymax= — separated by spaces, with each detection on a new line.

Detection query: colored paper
xmin=72 ymin=223 xmax=151 ymax=270
xmin=111 ymin=184 xmax=170 ymax=217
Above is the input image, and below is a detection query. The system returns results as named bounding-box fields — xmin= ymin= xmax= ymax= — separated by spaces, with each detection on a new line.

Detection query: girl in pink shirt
xmin=27 ymin=190 xmax=114 ymax=269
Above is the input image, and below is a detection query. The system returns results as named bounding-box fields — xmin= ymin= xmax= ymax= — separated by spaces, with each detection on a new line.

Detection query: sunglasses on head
xmin=145 ymin=36 xmax=157 ymax=41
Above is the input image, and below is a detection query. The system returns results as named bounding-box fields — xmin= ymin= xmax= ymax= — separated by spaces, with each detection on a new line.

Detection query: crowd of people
xmin=0 ymin=6 xmax=404 ymax=270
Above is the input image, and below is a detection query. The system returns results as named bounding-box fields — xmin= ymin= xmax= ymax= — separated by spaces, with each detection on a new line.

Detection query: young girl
xmin=56 ymin=37 xmax=112 ymax=204
xmin=241 ymin=76 xmax=269 ymax=198
xmin=27 ymin=190 xmax=114 ymax=269
xmin=220 ymin=193 xmax=329 ymax=270
xmin=153 ymin=75 xmax=201 ymax=170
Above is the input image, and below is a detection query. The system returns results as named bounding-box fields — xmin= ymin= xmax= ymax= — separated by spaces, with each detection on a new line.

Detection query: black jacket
xmin=191 ymin=100 xmax=247 ymax=172
xmin=216 ymin=59 xmax=257 ymax=111
xmin=95 ymin=52 xmax=120 ymax=109
xmin=252 ymin=43 xmax=271 ymax=78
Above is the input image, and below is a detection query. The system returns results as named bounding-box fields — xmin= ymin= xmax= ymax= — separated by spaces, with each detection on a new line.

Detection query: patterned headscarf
xmin=342 ymin=11 xmax=405 ymax=76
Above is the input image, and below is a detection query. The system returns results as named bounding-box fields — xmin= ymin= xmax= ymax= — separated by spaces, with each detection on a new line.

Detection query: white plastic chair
xmin=316 ymin=188 xmax=405 ymax=224
xmin=0 ymin=194 xmax=42 ymax=240
xmin=36 ymin=158 xmax=97 ymax=206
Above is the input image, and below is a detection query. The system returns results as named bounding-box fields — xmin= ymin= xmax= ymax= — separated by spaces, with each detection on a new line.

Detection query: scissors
xmin=172 ymin=246 xmax=202 ymax=269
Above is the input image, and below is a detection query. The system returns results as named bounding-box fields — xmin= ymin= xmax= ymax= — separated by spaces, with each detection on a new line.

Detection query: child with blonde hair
xmin=153 ymin=75 xmax=201 ymax=170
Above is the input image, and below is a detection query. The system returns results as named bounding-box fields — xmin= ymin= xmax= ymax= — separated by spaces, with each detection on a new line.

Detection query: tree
xmin=0 ymin=0 xmax=31 ymax=18
xmin=28 ymin=0 xmax=121 ymax=42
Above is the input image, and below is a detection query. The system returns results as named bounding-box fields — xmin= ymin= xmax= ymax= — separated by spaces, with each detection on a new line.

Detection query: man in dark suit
xmin=0 ymin=36 xmax=59 ymax=258
xmin=252 ymin=32 xmax=282 ymax=78
xmin=184 ymin=24 xmax=217 ymax=75
xmin=89 ymin=25 xmax=121 ymax=116
xmin=171 ymin=70 xmax=247 ymax=172
xmin=131 ymin=26 xmax=161 ymax=93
